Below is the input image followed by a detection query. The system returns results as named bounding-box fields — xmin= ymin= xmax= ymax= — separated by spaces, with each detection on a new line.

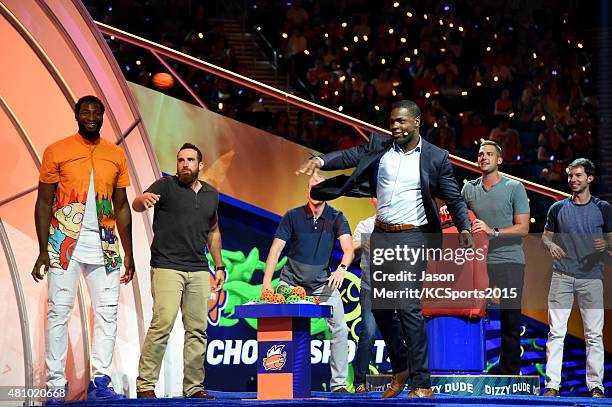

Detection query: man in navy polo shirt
xmin=262 ymin=175 xmax=354 ymax=393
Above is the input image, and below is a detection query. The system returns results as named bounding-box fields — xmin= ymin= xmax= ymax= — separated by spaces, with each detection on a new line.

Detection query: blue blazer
xmin=311 ymin=133 xmax=471 ymax=233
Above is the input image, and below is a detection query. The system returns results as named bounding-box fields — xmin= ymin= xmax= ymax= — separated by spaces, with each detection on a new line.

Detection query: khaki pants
xmin=137 ymin=268 xmax=211 ymax=396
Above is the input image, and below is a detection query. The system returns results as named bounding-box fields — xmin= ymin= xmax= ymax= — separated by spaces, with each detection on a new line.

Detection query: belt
xmin=374 ymin=219 xmax=419 ymax=232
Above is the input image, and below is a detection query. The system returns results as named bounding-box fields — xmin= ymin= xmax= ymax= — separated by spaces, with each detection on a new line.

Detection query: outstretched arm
xmin=262 ymin=238 xmax=287 ymax=293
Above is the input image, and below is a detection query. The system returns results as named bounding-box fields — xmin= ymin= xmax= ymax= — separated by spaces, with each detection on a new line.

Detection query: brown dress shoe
xmin=136 ymin=390 xmax=156 ymax=398
xmin=542 ymin=388 xmax=560 ymax=397
xmin=354 ymin=383 xmax=368 ymax=393
xmin=382 ymin=369 xmax=409 ymax=398
xmin=591 ymin=387 xmax=606 ymax=398
xmin=407 ymin=387 xmax=435 ymax=398
xmin=186 ymin=391 xmax=216 ymax=399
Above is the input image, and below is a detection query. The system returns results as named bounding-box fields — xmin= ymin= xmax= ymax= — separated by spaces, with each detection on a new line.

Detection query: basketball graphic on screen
xmin=152 ymin=72 xmax=174 ymax=90
xmin=263 ymin=345 xmax=287 ymax=371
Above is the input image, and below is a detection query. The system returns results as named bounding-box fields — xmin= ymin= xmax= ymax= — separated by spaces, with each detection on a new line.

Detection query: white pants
xmin=545 ymin=272 xmax=604 ymax=391
xmin=278 ymin=281 xmax=349 ymax=391
xmin=46 ymin=260 xmax=120 ymax=388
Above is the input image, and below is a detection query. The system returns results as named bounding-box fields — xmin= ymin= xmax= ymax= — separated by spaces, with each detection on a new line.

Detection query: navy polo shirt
xmin=275 ymin=203 xmax=351 ymax=291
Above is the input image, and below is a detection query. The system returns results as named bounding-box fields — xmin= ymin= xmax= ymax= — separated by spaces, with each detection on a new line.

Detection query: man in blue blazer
xmin=299 ymin=100 xmax=472 ymax=398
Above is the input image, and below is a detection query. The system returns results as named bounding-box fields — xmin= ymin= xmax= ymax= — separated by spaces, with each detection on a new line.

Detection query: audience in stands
xmin=84 ymin=0 xmax=598 ymax=190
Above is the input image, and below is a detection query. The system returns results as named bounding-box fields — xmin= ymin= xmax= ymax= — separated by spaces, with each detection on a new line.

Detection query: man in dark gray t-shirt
xmin=461 ymin=141 xmax=530 ymax=375
xmin=133 ymin=143 xmax=225 ymax=399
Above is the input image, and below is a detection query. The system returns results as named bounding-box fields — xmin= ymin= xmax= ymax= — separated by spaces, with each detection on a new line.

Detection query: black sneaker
xmin=591 ymin=388 xmax=606 ymax=398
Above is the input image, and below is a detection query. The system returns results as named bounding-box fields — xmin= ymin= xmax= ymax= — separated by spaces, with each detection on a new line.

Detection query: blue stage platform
xmin=66 ymin=391 xmax=612 ymax=407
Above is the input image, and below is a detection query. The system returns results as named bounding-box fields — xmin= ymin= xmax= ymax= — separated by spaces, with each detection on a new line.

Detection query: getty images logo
xmin=262 ymin=344 xmax=287 ymax=371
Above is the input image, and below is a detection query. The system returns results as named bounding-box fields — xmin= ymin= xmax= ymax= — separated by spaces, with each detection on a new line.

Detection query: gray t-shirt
xmin=462 ymin=176 xmax=530 ymax=264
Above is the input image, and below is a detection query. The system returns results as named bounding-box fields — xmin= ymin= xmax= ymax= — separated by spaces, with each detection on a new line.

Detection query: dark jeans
xmin=371 ymin=227 xmax=431 ymax=388
xmin=353 ymin=288 xmax=377 ymax=385
xmin=488 ymin=263 xmax=525 ymax=375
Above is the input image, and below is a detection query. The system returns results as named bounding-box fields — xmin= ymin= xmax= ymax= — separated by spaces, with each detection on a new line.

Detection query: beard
xmin=178 ymin=170 xmax=199 ymax=185
xmin=77 ymin=121 xmax=102 ymax=141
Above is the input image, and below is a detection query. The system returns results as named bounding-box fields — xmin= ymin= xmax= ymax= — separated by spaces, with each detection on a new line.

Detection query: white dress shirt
xmin=376 ymin=138 xmax=428 ymax=225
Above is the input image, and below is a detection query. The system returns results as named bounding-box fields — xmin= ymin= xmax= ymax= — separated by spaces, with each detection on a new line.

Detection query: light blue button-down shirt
xmin=376 ymin=138 xmax=428 ymax=225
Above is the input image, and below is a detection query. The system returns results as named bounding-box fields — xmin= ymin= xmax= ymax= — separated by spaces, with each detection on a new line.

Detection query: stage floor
xmin=65 ymin=391 xmax=612 ymax=407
